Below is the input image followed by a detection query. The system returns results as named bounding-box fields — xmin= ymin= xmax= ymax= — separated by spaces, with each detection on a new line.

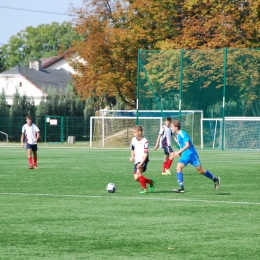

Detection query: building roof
xmin=40 ymin=50 xmax=74 ymax=68
xmin=1 ymin=67 xmax=72 ymax=93
xmin=40 ymin=56 xmax=63 ymax=68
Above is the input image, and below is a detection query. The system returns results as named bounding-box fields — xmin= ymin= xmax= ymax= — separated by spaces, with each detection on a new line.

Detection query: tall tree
xmin=1 ymin=21 xmax=81 ymax=69
xmin=0 ymin=89 xmax=9 ymax=116
xmin=9 ymin=90 xmax=35 ymax=117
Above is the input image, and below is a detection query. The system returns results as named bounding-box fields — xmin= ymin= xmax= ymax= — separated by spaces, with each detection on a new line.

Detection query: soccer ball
xmin=106 ymin=183 xmax=116 ymax=193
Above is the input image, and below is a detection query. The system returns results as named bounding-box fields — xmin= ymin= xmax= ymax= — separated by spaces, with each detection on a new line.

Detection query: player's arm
xmin=21 ymin=133 xmax=24 ymax=147
xmin=153 ymin=134 xmax=161 ymax=150
xmin=173 ymin=141 xmax=190 ymax=158
xmin=130 ymin=145 xmax=135 ymax=162
xmin=34 ymin=132 xmax=40 ymax=143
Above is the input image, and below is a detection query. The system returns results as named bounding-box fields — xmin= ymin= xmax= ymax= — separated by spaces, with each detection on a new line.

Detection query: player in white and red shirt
xmin=21 ymin=115 xmax=40 ymax=169
xmin=130 ymin=125 xmax=155 ymax=193
xmin=154 ymin=116 xmax=177 ymax=175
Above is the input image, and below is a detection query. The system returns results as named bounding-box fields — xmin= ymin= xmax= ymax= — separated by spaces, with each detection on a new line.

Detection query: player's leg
xmin=195 ymin=165 xmax=220 ymax=190
xmin=133 ymin=163 xmax=148 ymax=193
xmin=164 ymin=146 xmax=174 ymax=175
xmin=135 ymin=162 xmax=155 ymax=193
xmin=141 ymin=163 xmax=155 ymax=192
xmin=172 ymin=161 xmax=185 ymax=193
xmin=32 ymin=145 xmax=38 ymax=169
xmin=32 ymin=151 xmax=38 ymax=169
xmin=26 ymin=145 xmax=33 ymax=169
xmin=162 ymin=153 xmax=169 ymax=175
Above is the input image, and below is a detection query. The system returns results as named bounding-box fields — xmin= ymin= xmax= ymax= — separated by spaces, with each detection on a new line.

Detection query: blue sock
xmin=204 ymin=170 xmax=215 ymax=180
xmin=176 ymin=172 xmax=184 ymax=187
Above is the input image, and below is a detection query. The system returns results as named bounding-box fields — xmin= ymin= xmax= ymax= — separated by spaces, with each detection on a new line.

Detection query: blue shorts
xmin=179 ymin=153 xmax=201 ymax=167
xmin=134 ymin=159 xmax=149 ymax=173
xmin=162 ymin=146 xmax=174 ymax=155
xmin=26 ymin=143 xmax=38 ymax=151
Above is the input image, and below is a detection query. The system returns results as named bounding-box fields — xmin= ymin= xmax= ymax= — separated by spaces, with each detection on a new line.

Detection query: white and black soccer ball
xmin=106 ymin=183 xmax=116 ymax=193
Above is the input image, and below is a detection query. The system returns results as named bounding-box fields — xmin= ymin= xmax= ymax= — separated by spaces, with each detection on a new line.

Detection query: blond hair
xmin=171 ymin=120 xmax=181 ymax=130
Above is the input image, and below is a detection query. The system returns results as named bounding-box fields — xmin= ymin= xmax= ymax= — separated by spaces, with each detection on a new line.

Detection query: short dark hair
xmin=165 ymin=116 xmax=171 ymax=121
xmin=26 ymin=115 xmax=32 ymax=120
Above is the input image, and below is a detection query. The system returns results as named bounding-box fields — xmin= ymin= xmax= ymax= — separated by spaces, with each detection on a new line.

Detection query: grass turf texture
xmin=0 ymin=145 xmax=260 ymax=259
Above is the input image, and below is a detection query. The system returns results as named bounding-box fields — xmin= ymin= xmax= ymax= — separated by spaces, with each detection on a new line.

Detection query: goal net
xmin=98 ymin=110 xmax=203 ymax=148
xmin=90 ymin=116 xmax=162 ymax=148
xmin=201 ymin=117 xmax=260 ymax=149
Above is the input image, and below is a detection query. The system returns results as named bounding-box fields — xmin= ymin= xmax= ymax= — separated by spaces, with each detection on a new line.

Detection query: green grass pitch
xmin=0 ymin=145 xmax=260 ymax=259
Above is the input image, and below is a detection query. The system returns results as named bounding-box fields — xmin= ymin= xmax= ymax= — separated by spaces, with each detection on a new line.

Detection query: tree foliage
xmin=69 ymin=0 xmax=260 ymax=110
xmin=36 ymin=86 xmax=85 ymax=117
xmin=1 ymin=22 xmax=81 ymax=69
xmin=9 ymin=90 xmax=35 ymax=117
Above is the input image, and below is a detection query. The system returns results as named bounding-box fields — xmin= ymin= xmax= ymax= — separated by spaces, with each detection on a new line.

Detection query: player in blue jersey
xmin=130 ymin=125 xmax=155 ymax=194
xmin=154 ymin=116 xmax=177 ymax=175
xmin=170 ymin=120 xmax=220 ymax=193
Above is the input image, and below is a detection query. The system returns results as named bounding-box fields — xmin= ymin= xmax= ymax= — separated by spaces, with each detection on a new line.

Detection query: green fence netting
xmin=137 ymin=48 xmax=260 ymax=149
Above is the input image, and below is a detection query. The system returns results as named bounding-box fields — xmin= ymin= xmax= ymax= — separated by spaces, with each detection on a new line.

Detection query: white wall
xmin=0 ymin=74 xmax=45 ymax=105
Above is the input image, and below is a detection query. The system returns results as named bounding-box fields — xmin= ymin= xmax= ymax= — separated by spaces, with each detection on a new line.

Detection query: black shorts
xmin=162 ymin=145 xmax=173 ymax=155
xmin=26 ymin=143 xmax=38 ymax=151
xmin=134 ymin=158 xmax=149 ymax=173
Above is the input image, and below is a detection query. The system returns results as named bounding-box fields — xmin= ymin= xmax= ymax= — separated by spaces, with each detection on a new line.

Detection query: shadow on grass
xmin=215 ymin=192 xmax=231 ymax=196
xmin=150 ymin=190 xmax=181 ymax=194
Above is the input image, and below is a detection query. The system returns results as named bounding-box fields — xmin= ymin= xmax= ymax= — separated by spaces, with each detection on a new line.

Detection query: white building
xmin=0 ymin=60 xmax=72 ymax=105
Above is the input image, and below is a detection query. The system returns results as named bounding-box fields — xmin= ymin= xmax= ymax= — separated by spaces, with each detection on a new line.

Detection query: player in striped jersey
xmin=154 ymin=116 xmax=177 ymax=175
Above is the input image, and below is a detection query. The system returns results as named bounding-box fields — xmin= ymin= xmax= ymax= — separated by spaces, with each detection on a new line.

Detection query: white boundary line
xmin=1 ymin=192 xmax=260 ymax=205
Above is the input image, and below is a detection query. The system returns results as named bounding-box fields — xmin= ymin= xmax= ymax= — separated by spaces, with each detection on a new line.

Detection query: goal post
xmin=98 ymin=110 xmax=203 ymax=148
xmin=90 ymin=116 xmax=163 ymax=148
xmin=201 ymin=117 xmax=260 ymax=150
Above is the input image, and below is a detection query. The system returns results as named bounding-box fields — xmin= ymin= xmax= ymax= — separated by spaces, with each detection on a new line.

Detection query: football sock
xmin=144 ymin=177 xmax=152 ymax=185
xmin=166 ymin=158 xmax=173 ymax=169
xmin=33 ymin=156 xmax=37 ymax=165
xmin=138 ymin=175 xmax=147 ymax=189
xmin=28 ymin=157 xmax=33 ymax=165
xmin=177 ymin=172 xmax=184 ymax=186
xmin=204 ymin=170 xmax=215 ymax=180
xmin=163 ymin=162 xmax=167 ymax=171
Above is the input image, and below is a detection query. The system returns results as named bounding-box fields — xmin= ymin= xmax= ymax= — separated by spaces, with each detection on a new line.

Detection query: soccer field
xmin=0 ymin=145 xmax=259 ymax=260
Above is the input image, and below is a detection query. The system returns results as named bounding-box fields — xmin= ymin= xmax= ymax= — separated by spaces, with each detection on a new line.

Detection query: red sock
xmin=163 ymin=162 xmax=167 ymax=171
xmin=33 ymin=156 xmax=37 ymax=165
xmin=166 ymin=158 xmax=173 ymax=169
xmin=28 ymin=158 xmax=33 ymax=165
xmin=138 ymin=175 xmax=147 ymax=189
xmin=144 ymin=177 xmax=152 ymax=185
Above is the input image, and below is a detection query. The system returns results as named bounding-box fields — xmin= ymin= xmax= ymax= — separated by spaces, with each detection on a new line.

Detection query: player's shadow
xmin=151 ymin=190 xmax=180 ymax=194
xmin=215 ymin=192 xmax=231 ymax=196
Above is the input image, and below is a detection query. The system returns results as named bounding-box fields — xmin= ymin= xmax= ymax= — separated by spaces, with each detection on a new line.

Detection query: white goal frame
xmin=90 ymin=116 xmax=163 ymax=148
xmin=99 ymin=109 xmax=203 ymax=148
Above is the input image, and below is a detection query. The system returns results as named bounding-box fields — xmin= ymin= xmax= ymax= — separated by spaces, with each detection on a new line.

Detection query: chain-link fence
xmin=0 ymin=116 xmax=91 ymax=143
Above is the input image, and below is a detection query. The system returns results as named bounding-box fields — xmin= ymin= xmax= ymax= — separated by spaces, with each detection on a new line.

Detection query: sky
xmin=0 ymin=0 xmax=83 ymax=45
